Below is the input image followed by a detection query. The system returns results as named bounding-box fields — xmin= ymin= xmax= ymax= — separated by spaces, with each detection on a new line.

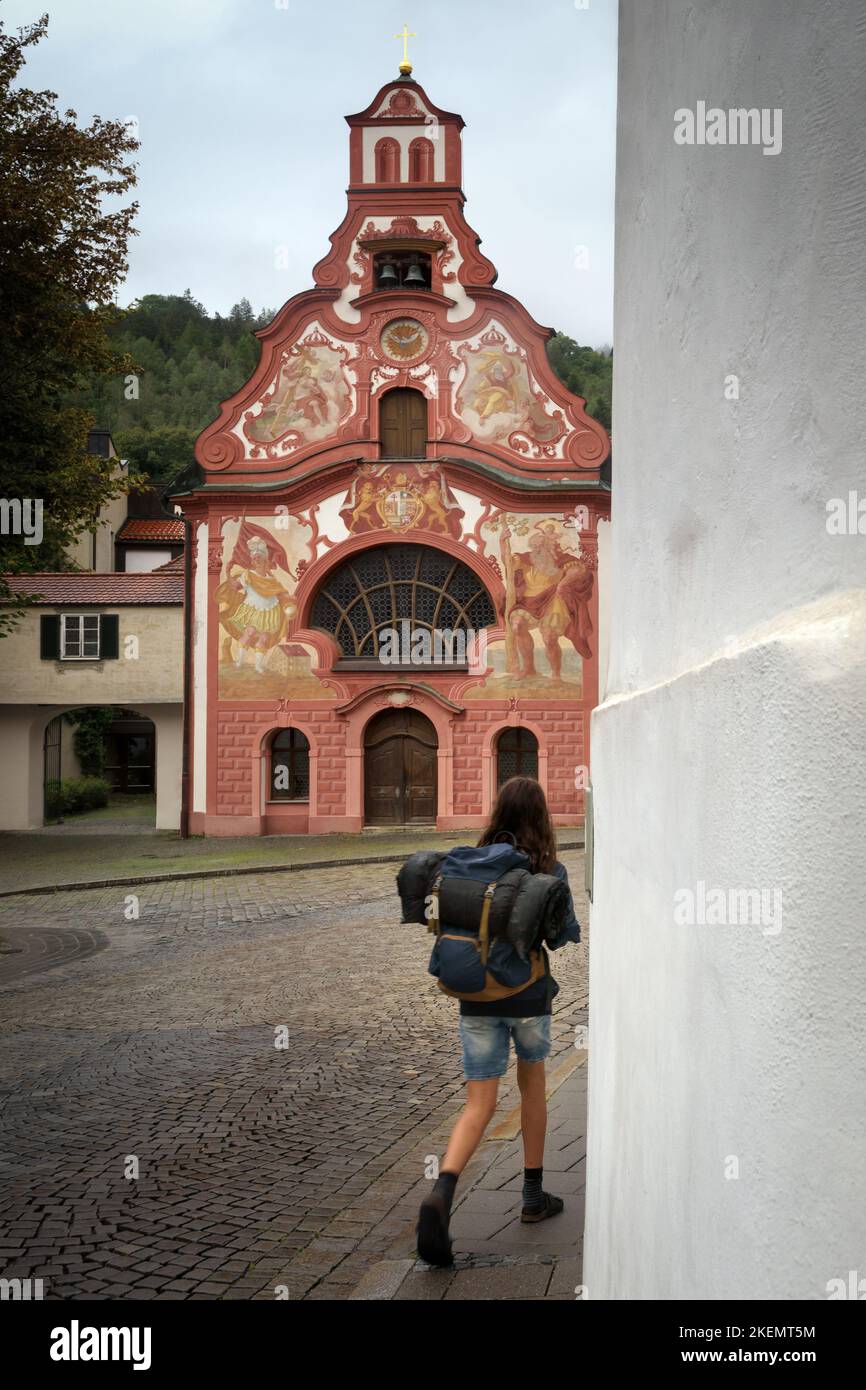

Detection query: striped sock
xmin=523 ymin=1166 xmax=544 ymax=1210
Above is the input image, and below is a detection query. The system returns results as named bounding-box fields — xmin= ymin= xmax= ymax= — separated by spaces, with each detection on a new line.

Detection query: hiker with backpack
xmin=397 ymin=775 xmax=581 ymax=1268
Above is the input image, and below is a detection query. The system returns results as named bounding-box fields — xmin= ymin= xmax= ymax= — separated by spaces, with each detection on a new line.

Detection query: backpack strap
xmin=478 ymin=881 xmax=497 ymax=965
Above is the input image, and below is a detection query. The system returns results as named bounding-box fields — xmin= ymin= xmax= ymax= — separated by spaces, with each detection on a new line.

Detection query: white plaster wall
xmin=139 ymin=703 xmax=183 ymax=831
xmin=596 ymin=516 xmax=611 ymax=703
xmin=584 ymin=0 xmax=866 ymax=1299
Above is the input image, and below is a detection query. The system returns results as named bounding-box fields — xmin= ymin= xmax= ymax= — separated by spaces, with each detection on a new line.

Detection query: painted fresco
xmin=454 ymin=329 xmax=565 ymax=451
xmin=216 ymin=517 xmax=336 ymax=700
xmin=242 ymin=333 xmax=353 ymax=457
xmin=213 ymin=497 xmax=593 ymax=703
xmin=339 ymin=463 xmax=464 ymax=537
xmin=464 ymin=513 xmax=593 ymax=700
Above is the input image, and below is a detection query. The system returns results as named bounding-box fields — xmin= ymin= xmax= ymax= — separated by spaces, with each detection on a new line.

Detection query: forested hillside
xmin=546 ymin=335 xmax=612 ymax=433
xmin=76 ymin=293 xmax=612 ymax=487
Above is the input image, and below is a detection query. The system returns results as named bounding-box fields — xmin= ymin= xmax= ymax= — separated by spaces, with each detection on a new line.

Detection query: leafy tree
xmin=64 ymin=706 xmax=115 ymax=776
xmin=115 ymin=424 xmax=199 ymax=489
xmin=72 ymin=293 xmax=274 ymax=482
xmin=229 ymin=297 xmax=254 ymax=324
xmin=547 ymin=333 xmax=612 ymax=432
xmin=0 ymin=12 xmax=138 ymax=627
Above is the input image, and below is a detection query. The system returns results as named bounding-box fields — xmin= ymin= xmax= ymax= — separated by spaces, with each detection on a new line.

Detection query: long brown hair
xmin=477 ymin=776 xmax=557 ymax=874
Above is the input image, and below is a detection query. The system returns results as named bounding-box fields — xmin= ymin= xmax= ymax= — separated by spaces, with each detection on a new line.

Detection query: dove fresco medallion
xmin=380 ymin=318 xmax=430 ymax=364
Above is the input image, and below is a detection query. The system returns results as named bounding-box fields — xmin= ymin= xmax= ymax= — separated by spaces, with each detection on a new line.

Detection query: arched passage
xmin=0 ymin=702 xmax=181 ymax=832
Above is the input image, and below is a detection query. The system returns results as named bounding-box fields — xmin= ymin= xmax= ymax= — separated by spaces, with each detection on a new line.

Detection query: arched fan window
xmin=310 ymin=544 xmax=496 ymax=668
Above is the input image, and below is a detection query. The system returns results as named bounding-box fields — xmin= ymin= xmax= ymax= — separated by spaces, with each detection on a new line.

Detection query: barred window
xmin=270 ymin=728 xmax=310 ymax=801
xmin=310 ymin=544 xmax=496 ymax=667
xmin=496 ymin=727 xmax=539 ymax=787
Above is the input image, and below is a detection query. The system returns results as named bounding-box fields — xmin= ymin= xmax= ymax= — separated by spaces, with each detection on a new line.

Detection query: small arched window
xmin=408 ymin=137 xmax=434 ymax=182
xmin=375 ymin=137 xmax=400 ymax=183
xmin=496 ymin=727 xmax=539 ymax=788
xmin=270 ymin=728 xmax=310 ymax=801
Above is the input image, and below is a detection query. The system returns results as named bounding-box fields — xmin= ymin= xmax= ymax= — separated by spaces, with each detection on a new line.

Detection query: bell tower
xmin=345 ymin=50 xmax=464 ymax=193
xmin=312 ymin=57 xmax=497 ymax=317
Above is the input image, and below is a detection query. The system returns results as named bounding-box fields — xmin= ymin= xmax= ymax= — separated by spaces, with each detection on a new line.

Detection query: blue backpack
xmin=426 ymin=843 xmax=549 ymax=1002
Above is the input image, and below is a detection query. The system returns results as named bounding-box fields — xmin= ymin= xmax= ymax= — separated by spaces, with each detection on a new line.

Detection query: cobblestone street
xmin=0 ymin=851 xmax=587 ymax=1300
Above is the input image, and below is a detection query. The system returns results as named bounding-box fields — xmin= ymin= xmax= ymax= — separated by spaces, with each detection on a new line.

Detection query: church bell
xmin=377 ymin=262 xmax=399 ymax=288
xmin=404 ymin=262 xmax=427 ymax=287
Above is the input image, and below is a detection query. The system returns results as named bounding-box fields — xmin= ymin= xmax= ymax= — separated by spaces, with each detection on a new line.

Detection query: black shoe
xmin=417 ymin=1193 xmax=454 ymax=1267
xmin=520 ymin=1191 xmax=565 ymax=1224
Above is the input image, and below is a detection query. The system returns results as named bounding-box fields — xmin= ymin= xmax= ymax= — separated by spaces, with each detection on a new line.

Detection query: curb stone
xmin=0 ymin=838 xmax=584 ymax=899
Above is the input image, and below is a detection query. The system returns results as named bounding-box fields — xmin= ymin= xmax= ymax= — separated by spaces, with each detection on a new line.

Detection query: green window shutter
xmin=40 ymin=614 xmax=61 ymax=659
xmin=99 ymin=614 xmax=119 ymax=659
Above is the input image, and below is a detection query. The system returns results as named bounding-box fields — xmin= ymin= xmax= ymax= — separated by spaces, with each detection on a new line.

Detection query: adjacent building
xmin=0 ymin=569 xmax=183 ymax=830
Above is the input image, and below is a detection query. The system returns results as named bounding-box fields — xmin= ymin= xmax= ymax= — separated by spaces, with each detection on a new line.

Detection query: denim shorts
xmin=458 ymin=1014 xmax=552 ymax=1081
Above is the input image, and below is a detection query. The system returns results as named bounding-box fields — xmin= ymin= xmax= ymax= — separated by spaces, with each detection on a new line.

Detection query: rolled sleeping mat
xmin=396 ymin=850 xmax=445 ymax=924
xmin=435 ymin=868 xmax=527 ymax=937
xmin=505 ymin=873 xmax=570 ymax=958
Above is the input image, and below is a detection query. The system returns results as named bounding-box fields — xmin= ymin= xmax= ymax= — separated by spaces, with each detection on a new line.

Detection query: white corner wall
xmin=584 ymin=0 xmax=866 ymax=1299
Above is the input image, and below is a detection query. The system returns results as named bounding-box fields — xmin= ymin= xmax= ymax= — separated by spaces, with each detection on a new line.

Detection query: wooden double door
xmin=364 ymin=709 xmax=437 ymax=825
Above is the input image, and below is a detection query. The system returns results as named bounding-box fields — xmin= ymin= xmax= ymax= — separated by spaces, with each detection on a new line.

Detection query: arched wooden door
xmin=364 ymin=708 xmax=437 ymax=824
xmin=379 ymin=387 xmax=428 ymax=458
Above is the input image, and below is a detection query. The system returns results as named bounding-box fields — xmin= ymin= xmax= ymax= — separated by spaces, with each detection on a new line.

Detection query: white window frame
xmin=60 ymin=613 xmax=101 ymax=660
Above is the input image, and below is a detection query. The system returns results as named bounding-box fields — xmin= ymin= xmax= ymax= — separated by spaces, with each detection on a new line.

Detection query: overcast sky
xmin=7 ymin=0 xmax=617 ymax=346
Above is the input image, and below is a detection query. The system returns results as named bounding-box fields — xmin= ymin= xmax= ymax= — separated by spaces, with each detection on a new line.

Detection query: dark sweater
xmin=459 ymin=860 xmax=581 ymax=1018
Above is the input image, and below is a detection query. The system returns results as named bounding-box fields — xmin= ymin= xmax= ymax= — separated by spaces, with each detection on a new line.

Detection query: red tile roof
xmin=117 ymin=518 xmax=185 ymax=543
xmin=153 ymin=553 xmax=185 ymax=572
xmin=3 ymin=572 xmax=183 ymax=605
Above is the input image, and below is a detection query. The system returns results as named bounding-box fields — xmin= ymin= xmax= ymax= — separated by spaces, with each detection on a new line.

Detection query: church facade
xmin=175 ymin=68 xmax=610 ymax=836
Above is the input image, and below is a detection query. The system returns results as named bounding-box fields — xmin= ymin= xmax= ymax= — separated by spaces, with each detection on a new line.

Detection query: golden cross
xmin=394 ymin=23 xmax=416 ymax=75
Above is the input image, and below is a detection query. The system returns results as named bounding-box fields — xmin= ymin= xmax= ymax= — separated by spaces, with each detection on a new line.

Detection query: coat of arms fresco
xmin=339 ymin=463 xmax=464 ymax=538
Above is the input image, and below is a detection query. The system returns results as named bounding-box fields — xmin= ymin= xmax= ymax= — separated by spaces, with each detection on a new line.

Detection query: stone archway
xmin=2 ymin=703 xmax=182 ymax=833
